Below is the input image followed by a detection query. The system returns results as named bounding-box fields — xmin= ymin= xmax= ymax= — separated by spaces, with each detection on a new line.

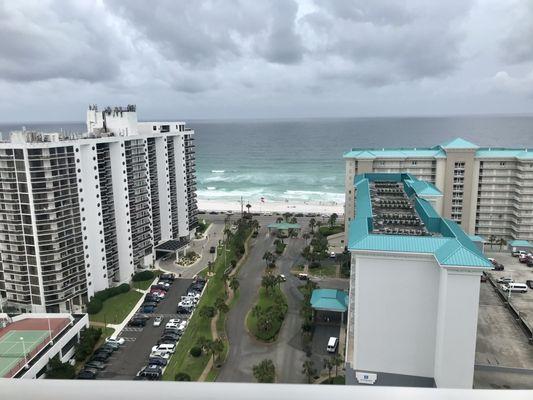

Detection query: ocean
xmin=1 ymin=115 xmax=532 ymax=207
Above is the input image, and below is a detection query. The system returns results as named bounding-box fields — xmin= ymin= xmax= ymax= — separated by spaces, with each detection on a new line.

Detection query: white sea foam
xmin=206 ymin=186 xmax=216 ymax=190
xmin=211 ymin=170 xmax=225 ymax=173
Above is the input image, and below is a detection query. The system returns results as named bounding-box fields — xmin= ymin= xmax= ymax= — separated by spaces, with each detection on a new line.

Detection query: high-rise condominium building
xmin=344 ymin=137 xmax=533 ymax=241
xmin=0 ymin=105 xmax=197 ymax=313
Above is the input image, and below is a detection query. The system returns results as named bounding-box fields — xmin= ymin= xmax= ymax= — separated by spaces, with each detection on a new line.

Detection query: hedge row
xmin=74 ymin=327 xmax=102 ymax=361
xmin=132 ymin=270 xmax=155 ymax=282
xmin=87 ymin=283 xmax=130 ymax=315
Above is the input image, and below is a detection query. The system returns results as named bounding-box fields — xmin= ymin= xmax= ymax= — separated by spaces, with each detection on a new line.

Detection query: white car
xmin=168 ymin=318 xmax=181 ymax=325
xmin=150 ymin=351 xmax=170 ymax=359
xmin=279 ymin=274 xmax=286 ymax=282
xmin=329 ymin=251 xmax=336 ymax=259
xmin=105 ymin=337 xmax=125 ymax=346
xmin=497 ymin=277 xmax=514 ymax=284
xmin=178 ymin=300 xmax=194 ymax=308
xmin=153 ymin=316 xmax=163 ymax=327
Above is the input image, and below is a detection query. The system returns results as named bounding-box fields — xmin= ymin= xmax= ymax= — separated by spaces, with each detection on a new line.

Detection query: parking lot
xmin=96 ymin=278 xmax=193 ymax=380
xmin=474 ymin=250 xmax=533 ymax=388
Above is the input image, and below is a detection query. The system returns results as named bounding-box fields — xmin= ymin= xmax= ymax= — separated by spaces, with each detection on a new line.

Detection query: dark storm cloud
xmin=501 ymin=1 xmax=533 ymax=64
xmin=256 ymin=0 xmax=304 ymax=65
xmin=306 ymin=0 xmax=472 ymax=86
xmin=0 ymin=1 xmax=121 ymax=82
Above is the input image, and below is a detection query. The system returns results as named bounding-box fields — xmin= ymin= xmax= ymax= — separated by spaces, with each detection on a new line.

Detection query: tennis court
xmin=0 ymin=330 xmax=51 ymax=377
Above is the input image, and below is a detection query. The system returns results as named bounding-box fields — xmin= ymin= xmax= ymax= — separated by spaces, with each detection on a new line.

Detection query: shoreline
xmin=198 ymin=198 xmax=344 ymax=215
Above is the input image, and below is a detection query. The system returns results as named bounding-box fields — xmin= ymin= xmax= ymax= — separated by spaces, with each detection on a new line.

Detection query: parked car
xmin=90 ymin=353 xmax=110 ymax=362
xmin=77 ymin=370 xmax=97 ymax=380
xmin=160 ymin=273 xmax=175 ymax=281
xmin=252 ymin=231 xmax=258 ymax=238
xmin=153 ymin=316 xmax=164 ymax=327
xmin=128 ymin=318 xmax=147 ymax=327
xmin=82 ymin=367 xmax=99 ymax=375
xmin=95 ymin=346 xmax=114 ymax=355
xmin=512 ymin=250 xmax=527 ymax=257
xmin=329 ymin=251 xmax=336 ymax=259
xmin=137 ymin=365 xmax=163 ymax=380
xmin=278 ymin=274 xmax=286 ymax=282
xmin=209 ymin=246 xmax=216 ymax=254
xmin=176 ymin=306 xmax=192 ymax=314
xmin=298 ymin=273 xmax=309 ymax=280
xmin=519 ymin=253 xmax=530 ymax=263
xmin=105 ymin=337 xmax=125 ymax=346
xmin=497 ymin=277 xmax=514 ymax=284
xmin=148 ymin=357 xmax=168 ymax=366
xmin=101 ymin=342 xmax=119 ymax=351
xmin=142 ymin=301 xmax=158 ymax=308
xmin=526 ymin=280 xmax=533 ymax=289
xmin=85 ymin=361 xmax=106 ymax=370
xmin=150 ymin=350 xmax=171 ymax=359
xmin=493 ymin=262 xmax=504 ymax=271
xmin=143 ymin=305 xmax=156 ymax=313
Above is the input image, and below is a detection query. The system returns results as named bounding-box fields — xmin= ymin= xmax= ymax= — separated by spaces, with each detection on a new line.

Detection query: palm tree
xmin=497 ymin=237 xmax=507 ymax=251
xmin=263 ymin=251 xmax=274 ymax=267
xmin=224 ymin=228 xmax=233 ymax=244
xmin=323 ymin=358 xmax=333 ymax=383
xmin=246 ymin=203 xmax=252 ymax=214
xmin=283 ymin=212 xmax=291 ymax=222
xmin=207 ymin=261 xmax=213 ymax=273
xmin=229 ymin=277 xmax=240 ymax=293
xmin=488 ymin=235 xmax=496 ymax=249
xmin=290 ymin=217 xmax=298 ymax=224
xmin=309 ymin=218 xmax=316 ymax=233
xmin=215 ymin=297 xmax=229 ymax=315
xmin=302 ymin=359 xmax=316 ymax=384
xmin=253 ymin=359 xmax=275 ymax=383
xmin=328 ymin=213 xmax=338 ymax=228
xmin=332 ymin=354 xmax=343 ymax=377
xmin=303 ymin=233 xmax=310 ymax=244
xmin=208 ymin=338 xmax=224 ymax=364
xmin=276 ymin=217 xmax=283 ymax=223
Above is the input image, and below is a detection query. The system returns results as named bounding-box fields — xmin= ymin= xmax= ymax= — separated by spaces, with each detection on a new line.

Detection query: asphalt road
xmin=98 ymin=278 xmax=192 ymax=380
xmin=217 ymin=225 xmax=309 ymax=383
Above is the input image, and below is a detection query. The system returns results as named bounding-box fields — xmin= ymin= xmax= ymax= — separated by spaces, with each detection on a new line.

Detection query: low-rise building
xmin=0 ymin=313 xmax=88 ymax=379
xmin=345 ymin=173 xmax=492 ymax=388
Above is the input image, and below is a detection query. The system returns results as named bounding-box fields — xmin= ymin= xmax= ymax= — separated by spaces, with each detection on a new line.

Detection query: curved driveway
xmin=217 ymin=226 xmax=308 ymax=383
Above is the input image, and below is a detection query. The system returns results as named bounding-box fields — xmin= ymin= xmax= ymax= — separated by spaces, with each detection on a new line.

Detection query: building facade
xmin=345 ymin=173 xmax=491 ymax=388
xmin=344 ymin=138 xmax=533 ymax=242
xmin=0 ymin=105 xmax=197 ymax=313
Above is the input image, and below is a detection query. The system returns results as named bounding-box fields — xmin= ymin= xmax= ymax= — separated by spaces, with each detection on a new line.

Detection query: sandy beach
xmin=198 ymin=198 xmax=344 ymax=216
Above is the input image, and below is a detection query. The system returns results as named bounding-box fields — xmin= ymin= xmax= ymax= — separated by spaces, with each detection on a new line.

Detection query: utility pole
xmin=240 ymin=196 xmax=244 ymax=218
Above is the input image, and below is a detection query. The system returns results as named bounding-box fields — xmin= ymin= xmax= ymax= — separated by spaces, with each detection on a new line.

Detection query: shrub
xmin=87 ymin=298 xmax=103 ymax=315
xmin=46 ymin=355 xmax=75 ymax=379
xmin=189 ymin=346 xmax=202 ymax=357
xmin=74 ymin=327 xmax=102 ymax=361
xmin=132 ymin=270 xmax=155 ymax=282
xmin=92 ymin=284 xmax=130 ymax=304
xmin=309 ymin=261 xmax=321 ymax=269
xmin=118 ymin=283 xmax=130 ymax=293
xmin=175 ymin=372 xmax=192 ymax=381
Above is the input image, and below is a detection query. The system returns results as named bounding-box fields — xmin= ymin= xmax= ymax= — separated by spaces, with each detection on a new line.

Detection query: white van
xmin=327 ymin=337 xmax=338 ymax=353
xmin=502 ymin=283 xmax=528 ymax=293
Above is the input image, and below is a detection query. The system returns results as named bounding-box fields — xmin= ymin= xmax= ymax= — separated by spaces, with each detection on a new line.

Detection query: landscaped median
xmin=246 ymin=282 xmax=288 ymax=342
xmin=162 ymin=218 xmax=253 ymax=381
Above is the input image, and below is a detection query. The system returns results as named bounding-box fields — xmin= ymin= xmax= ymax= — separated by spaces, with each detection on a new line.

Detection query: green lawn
xmin=308 ymin=264 xmax=337 ymax=278
xmin=320 ymin=375 xmax=345 ymax=385
xmin=318 ymin=225 xmax=343 ymax=237
xmin=246 ymin=286 xmax=288 ymax=342
xmin=89 ymin=291 xmax=143 ymax=324
xmin=132 ymin=279 xmax=154 ymax=290
xmin=162 ymin=226 xmax=251 ymax=381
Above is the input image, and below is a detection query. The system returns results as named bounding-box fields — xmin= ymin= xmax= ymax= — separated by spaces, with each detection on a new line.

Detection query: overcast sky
xmin=0 ymin=0 xmax=532 ymax=122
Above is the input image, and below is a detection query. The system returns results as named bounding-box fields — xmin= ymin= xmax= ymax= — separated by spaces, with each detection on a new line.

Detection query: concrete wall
xmin=352 ymin=253 xmax=440 ymax=378
xmin=434 ymin=269 xmax=481 ymax=388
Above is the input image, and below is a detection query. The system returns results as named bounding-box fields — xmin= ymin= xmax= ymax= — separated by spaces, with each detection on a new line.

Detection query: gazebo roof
xmin=310 ymin=289 xmax=348 ymax=312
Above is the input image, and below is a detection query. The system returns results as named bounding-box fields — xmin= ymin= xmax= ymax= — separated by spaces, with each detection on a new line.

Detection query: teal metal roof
xmin=438 ymin=137 xmax=479 ymax=149
xmin=404 ymin=179 xmax=442 ymax=197
xmin=348 ymin=173 xmax=492 ymax=269
xmin=475 ymin=149 xmax=533 ymax=159
xmin=310 ymin=289 xmax=348 ymax=312
xmin=508 ymin=240 xmax=533 ymax=247
xmin=267 ymin=222 xmax=301 ymax=230
xmin=468 ymin=235 xmax=486 ymax=243
xmin=344 ymin=148 xmax=446 ymax=159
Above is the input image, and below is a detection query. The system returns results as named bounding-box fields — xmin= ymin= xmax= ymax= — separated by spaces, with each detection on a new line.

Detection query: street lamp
xmin=507 ymin=269 xmax=514 ymax=303
xmin=20 ymin=337 xmax=28 ymax=367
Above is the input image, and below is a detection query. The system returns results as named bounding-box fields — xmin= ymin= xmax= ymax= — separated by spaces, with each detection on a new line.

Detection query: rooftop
xmin=348 ymin=173 xmax=492 ymax=269
xmin=267 ymin=222 xmax=301 ymax=230
xmin=344 ymin=137 xmax=533 ymax=160
xmin=310 ymin=289 xmax=348 ymax=312
xmin=508 ymin=240 xmax=533 ymax=247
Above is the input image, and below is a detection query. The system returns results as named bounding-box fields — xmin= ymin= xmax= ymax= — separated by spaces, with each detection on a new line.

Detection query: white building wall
xmin=77 ymin=143 xmax=107 ymax=293
xmin=156 ymin=136 xmax=172 ymax=241
xmin=108 ymin=141 xmax=134 ymax=282
xmin=172 ymin=135 xmax=189 ymax=237
xmin=353 ymin=253 xmax=440 ymax=378
xmin=433 ymin=269 xmax=481 ymax=388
